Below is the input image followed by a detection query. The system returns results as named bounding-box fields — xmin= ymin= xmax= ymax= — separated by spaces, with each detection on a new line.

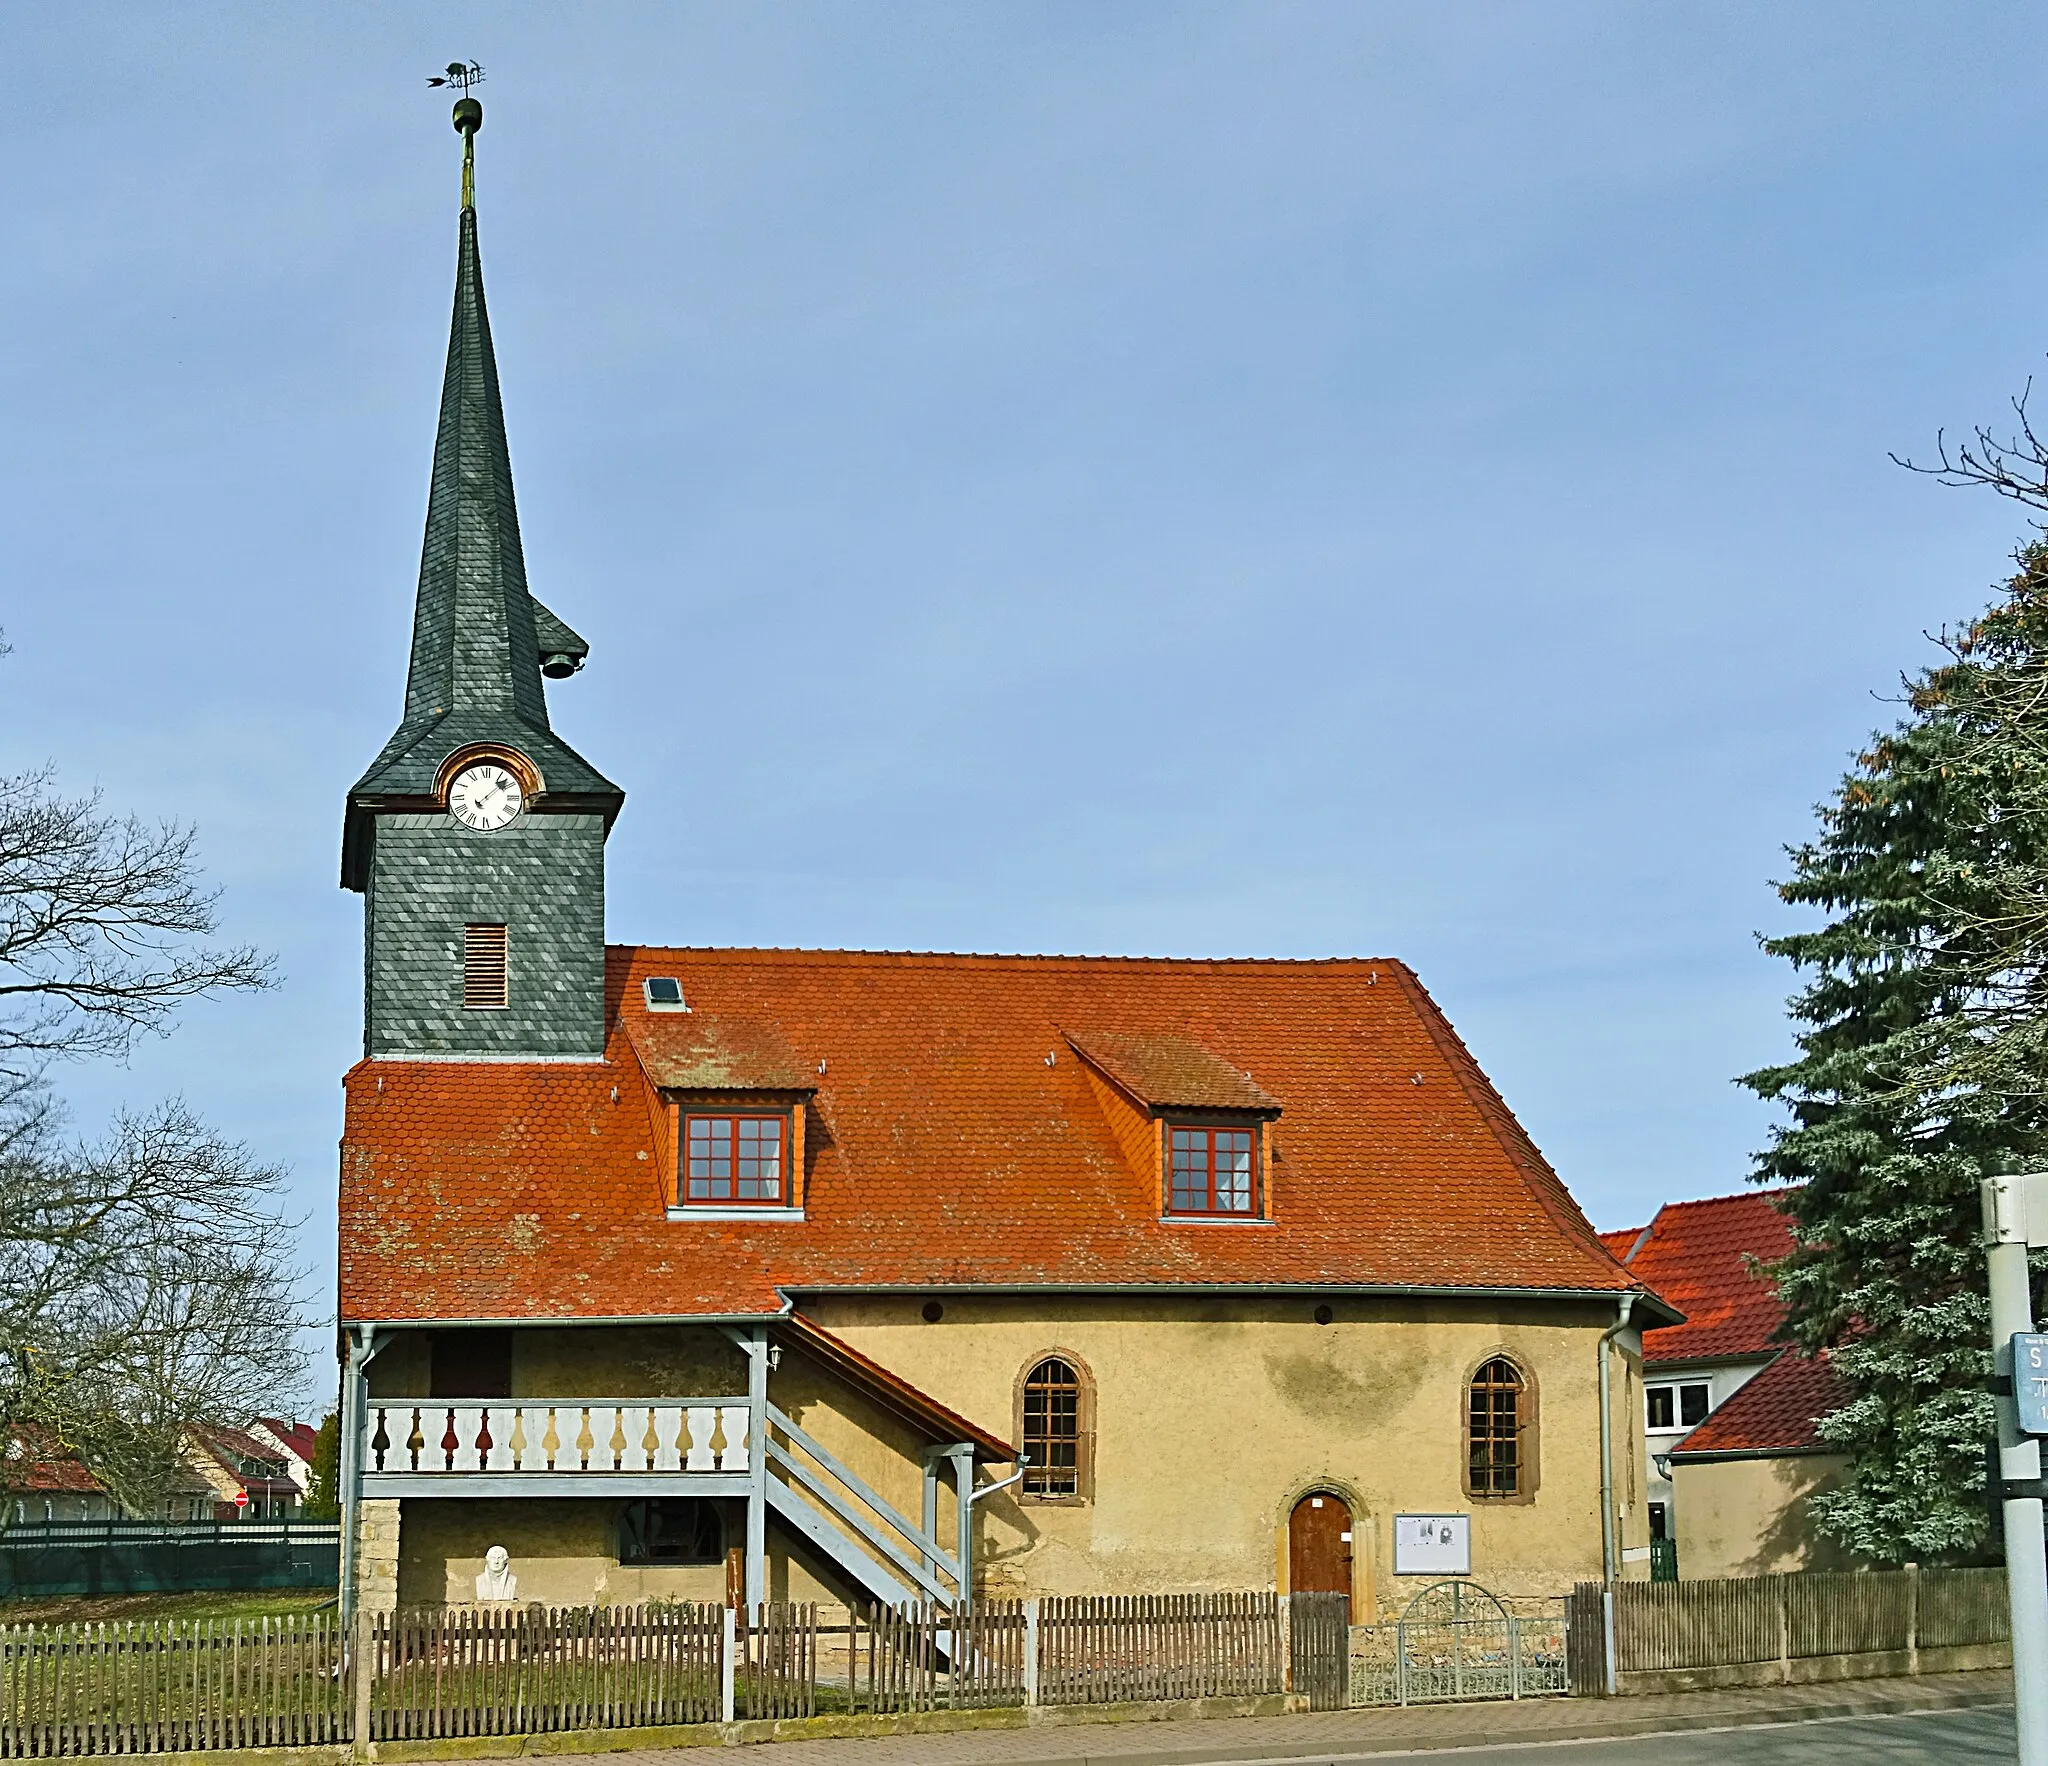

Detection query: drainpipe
xmin=1597 ymin=1293 xmax=1637 ymax=1587
xmin=744 ymin=1328 xmax=769 ymax=1609
xmin=337 ymin=1324 xmax=383 ymax=1632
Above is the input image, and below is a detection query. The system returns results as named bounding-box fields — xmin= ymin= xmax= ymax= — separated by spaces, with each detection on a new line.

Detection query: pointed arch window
xmin=1018 ymin=1355 xmax=1093 ymax=1502
xmin=1466 ymin=1357 xmax=1533 ymax=1499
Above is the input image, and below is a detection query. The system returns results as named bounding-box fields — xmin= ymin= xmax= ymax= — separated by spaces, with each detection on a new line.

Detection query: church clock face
xmin=447 ymin=762 xmax=524 ymax=831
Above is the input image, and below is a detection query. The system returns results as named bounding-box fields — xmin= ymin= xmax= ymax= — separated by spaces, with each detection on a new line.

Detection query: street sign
xmin=2017 ymin=1334 xmax=2048 ymax=1436
xmin=233 ymin=1488 xmax=249 ymax=1512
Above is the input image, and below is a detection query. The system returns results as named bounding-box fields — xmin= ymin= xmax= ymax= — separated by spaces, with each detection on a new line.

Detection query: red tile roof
xmin=339 ymin=949 xmax=1650 ymax=1324
xmin=4 ymin=1431 xmax=106 ymax=1495
xmin=1610 ymin=1190 xmax=1794 ymax=1364
xmin=190 ymin=1426 xmax=299 ymax=1495
xmin=628 ymin=1013 xmax=814 ymax=1092
xmin=1065 ymin=1031 xmax=1280 ymax=1114
xmin=1597 ymin=1227 xmax=1643 ymax=1261
xmin=1668 ymin=1350 xmax=1846 ymax=1458
xmin=254 ymin=1419 xmax=321 ymax=1464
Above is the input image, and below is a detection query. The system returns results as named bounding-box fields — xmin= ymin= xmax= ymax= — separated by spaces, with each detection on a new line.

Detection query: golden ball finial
xmin=453 ymin=97 xmax=483 ymax=136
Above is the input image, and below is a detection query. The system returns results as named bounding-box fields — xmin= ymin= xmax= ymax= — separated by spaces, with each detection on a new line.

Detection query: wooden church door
xmin=1289 ymin=1491 xmax=1354 ymax=1619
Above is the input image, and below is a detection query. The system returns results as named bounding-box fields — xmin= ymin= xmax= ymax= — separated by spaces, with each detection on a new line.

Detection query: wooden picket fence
xmin=0 ymin=1612 xmax=348 ymax=1757
xmin=369 ymin=1604 xmax=721 ymax=1739
xmin=1037 ymin=1593 xmax=1283 ymax=1705
xmin=736 ymin=1594 xmax=1276 ymax=1715
xmin=1569 ymin=1565 xmax=2014 ymax=1692
xmin=1608 ymin=1566 xmax=2008 ymax=1674
xmin=0 ymin=1593 xmax=1288 ymax=1753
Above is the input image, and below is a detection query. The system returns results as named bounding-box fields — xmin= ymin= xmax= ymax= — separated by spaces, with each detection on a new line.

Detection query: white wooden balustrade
xmin=359 ymin=1400 xmax=754 ymax=1497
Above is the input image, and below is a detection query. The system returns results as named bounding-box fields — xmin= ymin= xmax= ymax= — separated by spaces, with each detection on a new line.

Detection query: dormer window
xmin=644 ymin=977 xmax=688 ymax=1012
xmin=1167 ymin=1124 xmax=1257 ymax=1216
xmin=683 ymin=1113 xmax=786 ymax=1206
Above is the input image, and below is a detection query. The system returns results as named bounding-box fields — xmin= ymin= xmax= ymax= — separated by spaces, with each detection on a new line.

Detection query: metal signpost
xmin=1981 ymin=1174 xmax=2048 ymax=1766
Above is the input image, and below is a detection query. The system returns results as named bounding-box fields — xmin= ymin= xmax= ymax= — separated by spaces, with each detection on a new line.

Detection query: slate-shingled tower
xmin=342 ymin=99 xmax=622 ymax=1059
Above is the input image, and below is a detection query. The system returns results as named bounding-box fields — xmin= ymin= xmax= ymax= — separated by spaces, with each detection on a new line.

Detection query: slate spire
xmin=344 ymin=98 xmax=620 ymax=890
xmin=402 ymin=202 xmax=550 ymax=730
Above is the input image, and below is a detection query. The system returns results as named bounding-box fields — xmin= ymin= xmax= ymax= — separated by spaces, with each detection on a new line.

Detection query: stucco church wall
xmin=799 ymin=1293 xmax=1638 ymax=1614
xmin=371 ymin=1304 xmax=1643 ymax=1613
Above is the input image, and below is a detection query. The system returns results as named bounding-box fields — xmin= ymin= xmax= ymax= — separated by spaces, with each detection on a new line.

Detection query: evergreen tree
xmin=301 ymin=1412 xmax=340 ymax=1521
xmin=1743 ymin=546 xmax=2048 ymax=1562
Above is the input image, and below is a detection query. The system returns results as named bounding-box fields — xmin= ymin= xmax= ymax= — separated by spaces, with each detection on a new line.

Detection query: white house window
xmin=1646 ymin=1382 xmax=1710 ymax=1430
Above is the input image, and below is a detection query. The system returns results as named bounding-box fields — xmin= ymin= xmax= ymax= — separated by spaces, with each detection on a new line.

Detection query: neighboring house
xmin=250 ymin=1418 xmax=321 ymax=1498
xmin=1664 ymin=1347 xmax=1850 ymax=1578
xmin=2 ymin=1431 xmax=119 ymax=1526
xmin=184 ymin=1427 xmax=302 ymax=1521
xmin=334 ymin=117 xmax=1677 ymax=1621
xmin=2 ymin=1431 xmax=214 ymax=1525
xmin=1601 ymin=1192 xmax=1849 ymax=1577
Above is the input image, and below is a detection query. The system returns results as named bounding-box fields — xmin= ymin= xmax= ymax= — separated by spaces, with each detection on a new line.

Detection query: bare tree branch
xmin=0 ymin=768 xmax=273 ymax=1080
xmin=1893 ymin=382 xmax=2048 ymax=522
xmin=0 ymin=1087 xmax=309 ymax=1516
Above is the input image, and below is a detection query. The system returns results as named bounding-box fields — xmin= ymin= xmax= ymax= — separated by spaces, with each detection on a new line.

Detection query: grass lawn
xmin=0 ymin=1587 xmax=338 ymax=1626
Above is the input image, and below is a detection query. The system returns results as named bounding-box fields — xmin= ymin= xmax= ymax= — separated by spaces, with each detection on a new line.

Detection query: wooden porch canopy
xmin=774 ymin=1313 xmax=1013 ymax=1464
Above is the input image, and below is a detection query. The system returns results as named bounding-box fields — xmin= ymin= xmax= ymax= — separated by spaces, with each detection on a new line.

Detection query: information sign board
xmin=2016 ymin=1333 xmax=2048 ymax=1437
xmin=1393 ymin=1513 xmax=1470 ymax=1576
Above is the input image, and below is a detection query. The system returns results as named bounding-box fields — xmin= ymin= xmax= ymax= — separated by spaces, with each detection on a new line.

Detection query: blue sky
xmin=5 ymin=4 xmax=2047 ymax=1344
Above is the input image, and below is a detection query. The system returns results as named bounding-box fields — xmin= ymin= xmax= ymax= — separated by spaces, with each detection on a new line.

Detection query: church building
xmin=336 ymin=101 xmax=1672 ymax=1622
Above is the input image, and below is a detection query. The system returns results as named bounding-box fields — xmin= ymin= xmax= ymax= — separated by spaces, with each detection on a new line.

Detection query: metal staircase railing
xmin=761 ymin=1401 xmax=962 ymax=1607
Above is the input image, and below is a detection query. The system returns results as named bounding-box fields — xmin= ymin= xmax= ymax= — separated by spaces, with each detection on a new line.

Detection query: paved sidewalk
xmin=603 ymin=1671 xmax=2012 ymax=1766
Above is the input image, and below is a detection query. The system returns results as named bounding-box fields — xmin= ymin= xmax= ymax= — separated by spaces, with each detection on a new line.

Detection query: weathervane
xmin=428 ymin=62 xmax=486 ymax=209
xmin=428 ymin=61 xmax=483 ymax=95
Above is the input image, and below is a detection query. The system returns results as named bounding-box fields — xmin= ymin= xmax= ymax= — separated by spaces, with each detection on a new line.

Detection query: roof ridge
xmin=611 ymin=945 xmax=1411 ymax=970
xmin=1655 ymin=1187 xmax=1797 ymax=1213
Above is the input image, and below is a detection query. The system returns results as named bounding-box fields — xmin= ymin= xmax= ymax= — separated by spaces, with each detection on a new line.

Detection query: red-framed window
xmin=682 ymin=1114 xmax=787 ymax=1206
xmin=1167 ymin=1125 xmax=1257 ymax=1215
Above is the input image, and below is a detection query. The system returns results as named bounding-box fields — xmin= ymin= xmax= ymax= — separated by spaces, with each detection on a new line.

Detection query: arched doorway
xmin=1288 ymin=1491 xmax=1353 ymax=1619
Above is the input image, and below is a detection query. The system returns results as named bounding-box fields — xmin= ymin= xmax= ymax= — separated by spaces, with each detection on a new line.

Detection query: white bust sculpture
xmin=474 ymin=1545 xmax=518 ymax=1603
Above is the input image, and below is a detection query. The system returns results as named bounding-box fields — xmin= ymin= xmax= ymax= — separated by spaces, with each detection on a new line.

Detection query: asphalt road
xmin=1197 ymin=1705 xmax=2017 ymax=1765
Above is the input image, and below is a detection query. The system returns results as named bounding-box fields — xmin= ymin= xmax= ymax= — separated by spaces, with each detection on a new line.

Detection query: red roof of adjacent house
xmin=1606 ymin=1190 xmax=1794 ymax=1364
xmin=339 ymin=949 xmax=1655 ymax=1325
xmin=3 ymin=1431 xmax=107 ymax=1495
xmin=1668 ymin=1350 xmax=1847 ymax=1458
xmin=190 ymin=1426 xmax=299 ymax=1494
xmin=254 ymin=1419 xmax=320 ymax=1464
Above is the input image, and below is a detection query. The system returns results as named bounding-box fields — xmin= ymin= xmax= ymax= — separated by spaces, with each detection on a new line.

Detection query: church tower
xmin=342 ymin=97 xmax=623 ymax=1059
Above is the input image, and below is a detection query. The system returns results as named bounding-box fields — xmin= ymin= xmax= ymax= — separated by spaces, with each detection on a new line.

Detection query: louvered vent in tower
xmin=463 ymin=924 xmax=509 ymax=1010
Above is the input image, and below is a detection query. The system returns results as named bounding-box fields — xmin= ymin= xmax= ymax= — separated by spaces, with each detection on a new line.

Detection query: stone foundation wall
xmin=356 ymin=1499 xmax=401 ymax=1614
